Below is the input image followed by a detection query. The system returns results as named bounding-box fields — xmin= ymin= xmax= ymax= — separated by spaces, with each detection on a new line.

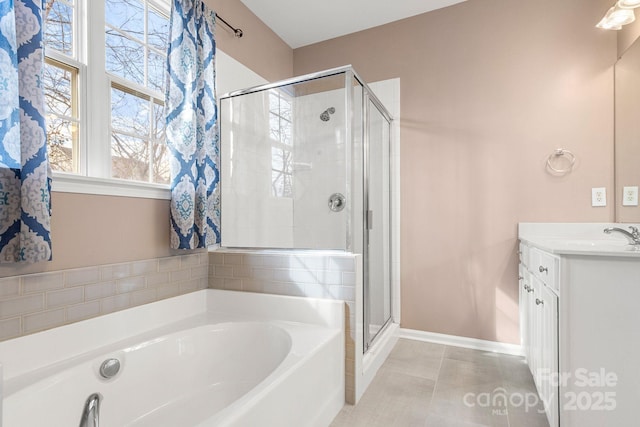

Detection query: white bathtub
xmin=0 ymin=290 xmax=345 ymax=426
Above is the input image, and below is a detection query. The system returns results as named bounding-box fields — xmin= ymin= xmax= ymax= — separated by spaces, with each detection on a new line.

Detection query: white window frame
xmin=48 ymin=0 xmax=171 ymax=200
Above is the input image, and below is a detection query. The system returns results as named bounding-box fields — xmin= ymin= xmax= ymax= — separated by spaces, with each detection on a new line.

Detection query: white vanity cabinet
xmin=519 ymin=244 xmax=559 ymax=427
xmin=519 ymin=223 xmax=640 ymax=427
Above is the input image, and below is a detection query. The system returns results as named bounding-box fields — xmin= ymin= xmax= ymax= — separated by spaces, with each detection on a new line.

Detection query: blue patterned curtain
xmin=0 ymin=0 xmax=52 ymax=263
xmin=165 ymin=0 xmax=220 ymax=249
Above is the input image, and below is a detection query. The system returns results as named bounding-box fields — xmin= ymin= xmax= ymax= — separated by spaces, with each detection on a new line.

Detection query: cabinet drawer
xmin=531 ymin=248 xmax=559 ymax=292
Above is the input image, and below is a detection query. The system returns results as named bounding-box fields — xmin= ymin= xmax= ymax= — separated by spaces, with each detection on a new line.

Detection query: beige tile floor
xmin=331 ymin=339 xmax=550 ymax=427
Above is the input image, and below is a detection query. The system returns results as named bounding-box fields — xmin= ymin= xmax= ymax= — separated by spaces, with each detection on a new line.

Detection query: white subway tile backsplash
xmin=179 ymin=279 xmax=200 ymax=293
xmin=209 ymin=278 xmax=224 ymax=289
xmin=250 ymin=268 xmax=274 ymax=281
xmin=158 ymin=256 xmax=181 ymax=272
xmin=210 ymin=252 xmax=224 ymax=265
xmin=0 ymin=294 xmax=44 ymax=319
xmin=116 ymin=276 xmax=146 ymax=294
xmin=0 ymin=317 xmax=21 ymax=341
xmin=170 ymin=269 xmax=190 ymax=283
xmin=1 ymin=254 xmax=204 ymax=341
xmin=146 ymin=272 xmax=170 ymax=287
xmin=223 ymin=254 xmax=243 ymax=265
xmin=131 ymin=260 xmax=158 ymax=276
xmin=260 ymin=255 xmax=287 ymax=268
xmin=0 ymin=277 xmax=20 ymax=298
xmin=47 ymin=288 xmax=84 ymax=309
xmin=273 ymin=269 xmax=318 ymax=284
xmin=156 ymin=284 xmax=181 ymax=300
xmin=190 ymin=265 xmax=209 ymax=279
xmin=329 ymin=256 xmax=355 ymax=272
xmin=110 ymin=264 xmax=132 ymax=279
xmin=65 ymin=268 xmax=100 ymax=287
xmin=84 ymin=281 xmax=116 ymax=301
xmin=214 ymin=265 xmax=233 ymax=278
xmin=232 ymin=265 xmax=251 ymax=278
xmin=66 ymin=301 xmax=101 ymax=322
xmin=342 ymin=272 xmax=356 ymax=286
xmin=180 ymin=254 xmax=201 ymax=267
xmin=101 ymin=294 xmax=131 ymax=314
xmin=22 ymin=273 xmax=63 ymax=294
xmin=223 ymin=278 xmax=242 ymax=291
xmin=131 ymin=288 xmax=157 ymax=306
xmin=23 ymin=309 xmax=66 ymax=334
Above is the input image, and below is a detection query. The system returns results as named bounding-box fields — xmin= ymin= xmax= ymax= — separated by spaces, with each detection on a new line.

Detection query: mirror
xmin=615 ymin=37 xmax=640 ymax=222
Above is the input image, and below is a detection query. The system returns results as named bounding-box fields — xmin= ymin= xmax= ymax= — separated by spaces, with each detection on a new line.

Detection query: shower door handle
xmin=367 ymin=210 xmax=373 ymax=230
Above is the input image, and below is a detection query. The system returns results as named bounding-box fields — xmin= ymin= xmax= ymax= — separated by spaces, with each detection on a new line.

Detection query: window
xmin=43 ymin=0 xmax=80 ymax=173
xmin=269 ymin=90 xmax=293 ymax=198
xmin=106 ymin=0 xmax=169 ymax=183
xmin=43 ymin=0 xmax=171 ymax=188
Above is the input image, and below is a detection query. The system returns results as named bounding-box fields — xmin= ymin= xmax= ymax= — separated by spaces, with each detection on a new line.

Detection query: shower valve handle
xmin=328 ymin=193 xmax=346 ymax=212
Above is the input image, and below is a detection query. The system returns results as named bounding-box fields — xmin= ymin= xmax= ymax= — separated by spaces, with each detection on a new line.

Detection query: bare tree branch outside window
xmin=43 ymin=0 xmax=170 ymax=183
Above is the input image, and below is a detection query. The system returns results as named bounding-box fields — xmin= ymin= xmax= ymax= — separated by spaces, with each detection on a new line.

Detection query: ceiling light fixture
xmin=597 ymin=5 xmax=635 ymax=30
xmin=617 ymin=0 xmax=640 ymax=9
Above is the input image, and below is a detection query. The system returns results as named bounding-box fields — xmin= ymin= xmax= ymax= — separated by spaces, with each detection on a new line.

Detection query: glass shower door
xmin=364 ymin=96 xmax=392 ymax=351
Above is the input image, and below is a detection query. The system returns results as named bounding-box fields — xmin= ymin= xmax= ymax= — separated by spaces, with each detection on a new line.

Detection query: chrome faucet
xmin=79 ymin=393 xmax=102 ymax=427
xmin=603 ymin=226 xmax=640 ymax=245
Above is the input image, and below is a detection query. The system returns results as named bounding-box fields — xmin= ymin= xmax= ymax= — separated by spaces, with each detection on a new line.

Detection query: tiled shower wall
xmin=208 ymin=249 xmax=359 ymax=403
xmin=0 ymin=252 xmax=208 ymax=341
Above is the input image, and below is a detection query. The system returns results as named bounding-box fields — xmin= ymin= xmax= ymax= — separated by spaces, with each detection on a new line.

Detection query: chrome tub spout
xmin=78 ymin=393 xmax=102 ymax=427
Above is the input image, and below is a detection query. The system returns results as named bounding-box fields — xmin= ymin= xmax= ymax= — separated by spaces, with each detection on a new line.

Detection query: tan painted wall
xmin=0 ymin=2 xmax=292 ymax=279
xmin=294 ymin=0 xmax=616 ymax=344
xmin=208 ymin=0 xmax=293 ymax=81
xmin=0 ymin=193 xmax=171 ymax=278
xmin=618 ymin=17 xmax=640 ymax=58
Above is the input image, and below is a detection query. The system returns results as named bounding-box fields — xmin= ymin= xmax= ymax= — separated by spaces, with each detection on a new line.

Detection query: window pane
xmin=148 ymin=51 xmax=166 ymax=92
xmin=269 ymin=92 xmax=279 ymax=112
xmin=44 ymin=62 xmax=73 ymax=117
xmin=105 ymin=0 xmax=144 ymax=42
xmin=280 ymin=118 xmax=292 ymax=146
xmin=271 ymin=170 xmax=293 ymax=198
xmin=44 ymin=0 xmax=73 ymax=56
xmin=148 ymin=7 xmax=169 ymax=51
xmin=106 ymin=29 xmax=144 ymax=85
xmin=269 ymin=114 xmax=280 ymax=141
xmin=111 ymin=86 xmax=149 ymax=136
xmin=111 ymin=132 xmax=150 ymax=181
xmin=152 ymin=101 xmax=165 ymax=141
xmin=271 ymin=147 xmax=284 ymax=171
xmin=151 ymin=142 xmax=170 ymax=184
xmin=47 ymin=117 xmax=76 ymax=172
xmin=280 ymin=101 xmax=292 ymax=122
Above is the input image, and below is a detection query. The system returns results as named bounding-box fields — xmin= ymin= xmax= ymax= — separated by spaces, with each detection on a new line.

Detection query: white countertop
xmin=519 ymin=223 xmax=640 ymax=258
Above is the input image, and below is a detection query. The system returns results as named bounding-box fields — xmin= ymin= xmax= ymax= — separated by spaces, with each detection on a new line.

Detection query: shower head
xmin=320 ymin=107 xmax=336 ymax=122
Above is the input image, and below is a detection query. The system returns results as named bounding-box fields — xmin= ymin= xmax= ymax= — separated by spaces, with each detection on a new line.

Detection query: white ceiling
xmin=240 ymin=0 xmax=468 ymax=49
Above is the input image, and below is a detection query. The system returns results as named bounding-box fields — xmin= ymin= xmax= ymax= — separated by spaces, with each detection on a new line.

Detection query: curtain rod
xmin=215 ymin=13 xmax=243 ymax=38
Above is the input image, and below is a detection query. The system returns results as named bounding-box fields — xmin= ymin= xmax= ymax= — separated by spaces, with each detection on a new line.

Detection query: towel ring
xmin=546 ymin=148 xmax=575 ymax=174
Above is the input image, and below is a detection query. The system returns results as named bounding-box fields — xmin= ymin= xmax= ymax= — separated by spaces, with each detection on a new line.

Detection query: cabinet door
xmin=529 ymin=276 xmax=543 ymax=384
xmin=519 ymin=265 xmax=528 ymax=353
xmin=539 ymin=284 xmax=559 ymax=427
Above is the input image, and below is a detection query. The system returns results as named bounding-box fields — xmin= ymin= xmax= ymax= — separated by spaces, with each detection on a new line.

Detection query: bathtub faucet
xmin=78 ymin=393 xmax=102 ymax=427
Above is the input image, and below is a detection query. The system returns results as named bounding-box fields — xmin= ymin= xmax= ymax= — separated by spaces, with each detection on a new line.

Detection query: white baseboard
xmin=398 ymin=328 xmax=523 ymax=356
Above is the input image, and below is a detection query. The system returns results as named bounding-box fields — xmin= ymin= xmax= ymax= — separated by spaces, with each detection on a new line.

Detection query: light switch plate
xmin=592 ymin=187 xmax=607 ymax=207
xmin=623 ymin=186 xmax=639 ymax=206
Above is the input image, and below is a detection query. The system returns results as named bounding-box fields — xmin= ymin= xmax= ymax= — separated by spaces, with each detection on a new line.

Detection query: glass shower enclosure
xmin=219 ymin=66 xmax=392 ymax=351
